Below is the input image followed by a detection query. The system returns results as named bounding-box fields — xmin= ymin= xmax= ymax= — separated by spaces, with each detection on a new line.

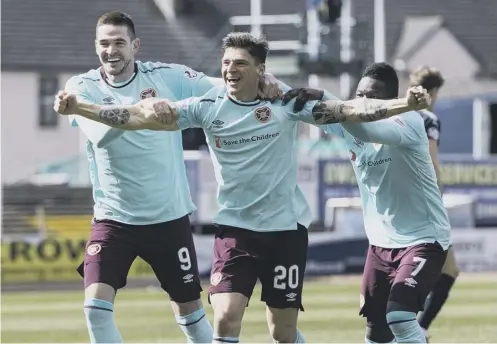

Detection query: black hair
xmin=221 ymin=32 xmax=269 ymax=64
xmin=97 ymin=11 xmax=136 ymax=39
xmin=362 ymin=62 xmax=399 ymax=98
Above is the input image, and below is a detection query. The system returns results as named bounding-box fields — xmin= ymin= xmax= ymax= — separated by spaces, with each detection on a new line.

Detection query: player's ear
xmin=257 ymin=63 xmax=266 ymax=76
xmin=132 ymin=38 xmax=140 ymax=54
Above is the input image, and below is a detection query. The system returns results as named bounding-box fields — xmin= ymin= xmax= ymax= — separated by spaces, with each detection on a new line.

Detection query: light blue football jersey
xmin=324 ymin=112 xmax=451 ymax=249
xmin=66 ymin=60 xmax=214 ymax=225
xmin=173 ymin=86 xmax=314 ymax=231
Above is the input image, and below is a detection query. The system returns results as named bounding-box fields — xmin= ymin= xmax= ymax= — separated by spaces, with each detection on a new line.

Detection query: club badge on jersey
xmin=140 ymin=88 xmax=157 ymax=99
xmin=254 ymin=107 xmax=272 ymax=123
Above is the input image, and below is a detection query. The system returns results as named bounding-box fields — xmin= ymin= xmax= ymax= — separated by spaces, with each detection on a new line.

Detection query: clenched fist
xmin=406 ymin=86 xmax=431 ymax=111
xmin=53 ymin=91 xmax=79 ymax=115
xmin=137 ymin=98 xmax=178 ymax=126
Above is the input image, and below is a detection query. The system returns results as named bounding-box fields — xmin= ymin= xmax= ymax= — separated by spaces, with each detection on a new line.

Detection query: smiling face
xmin=221 ymin=47 xmax=264 ymax=101
xmin=95 ymin=24 xmax=139 ymax=81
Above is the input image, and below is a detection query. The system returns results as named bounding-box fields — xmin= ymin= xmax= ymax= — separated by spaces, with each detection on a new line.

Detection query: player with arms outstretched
xmin=409 ymin=66 xmax=460 ymax=341
xmin=284 ymin=62 xmax=450 ymax=343
xmin=55 ymin=34 xmax=429 ymax=343
xmin=58 ymin=12 xmax=280 ymax=344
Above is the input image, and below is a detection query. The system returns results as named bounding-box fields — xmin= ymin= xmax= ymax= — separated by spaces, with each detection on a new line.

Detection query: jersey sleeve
xmin=284 ymin=90 xmax=340 ymax=125
xmin=171 ymin=64 xmax=215 ymax=99
xmin=65 ymin=76 xmax=93 ymax=127
xmin=65 ymin=76 xmax=124 ymax=148
xmin=340 ymin=112 xmax=424 ymax=146
xmin=283 ymin=99 xmax=321 ymax=124
xmin=174 ymin=96 xmax=213 ymax=130
xmin=321 ymin=123 xmax=345 ymax=138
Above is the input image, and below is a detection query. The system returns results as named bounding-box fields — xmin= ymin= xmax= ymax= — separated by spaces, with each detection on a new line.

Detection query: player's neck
xmin=104 ymin=62 xmax=136 ymax=83
xmin=229 ymin=90 xmax=258 ymax=103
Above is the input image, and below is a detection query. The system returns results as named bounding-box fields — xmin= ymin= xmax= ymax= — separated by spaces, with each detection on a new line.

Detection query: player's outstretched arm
xmin=54 ymin=91 xmax=179 ymax=131
xmin=282 ymin=86 xmax=430 ymax=125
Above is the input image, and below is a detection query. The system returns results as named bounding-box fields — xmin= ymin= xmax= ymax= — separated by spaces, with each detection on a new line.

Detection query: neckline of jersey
xmin=99 ymin=63 xmax=138 ymax=89
xmin=227 ymin=95 xmax=261 ymax=107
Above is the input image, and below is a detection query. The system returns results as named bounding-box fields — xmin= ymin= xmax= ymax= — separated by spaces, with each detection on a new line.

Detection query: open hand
xmin=281 ymin=88 xmax=325 ymax=112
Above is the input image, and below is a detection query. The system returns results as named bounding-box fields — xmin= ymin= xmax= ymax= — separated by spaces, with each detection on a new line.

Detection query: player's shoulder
xmin=198 ymin=85 xmax=226 ymax=103
xmin=269 ymin=98 xmax=299 ymax=114
xmin=179 ymin=86 xmax=224 ymax=111
xmin=137 ymin=60 xmax=200 ymax=78
xmin=395 ymin=111 xmax=426 ymax=133
xmin=65 ymin=68 xmax=103 ymax=93
xmin=74 ymin=68 xmax=101 ymax=80
xmin=137 ymin=60 xmax=173 ymax=73
xmin=399 ymin=110 xmax=424 ymax=123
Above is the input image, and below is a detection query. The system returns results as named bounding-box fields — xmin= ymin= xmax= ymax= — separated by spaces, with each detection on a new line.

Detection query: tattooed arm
xmin=310 ymin=97 xmax=415 ymax=124
xmin=282 ymin=86 xmax=430 ymax=125
xmin=55 ymin=90 xmax=210 ymax=131
xmin=56 ymin=94 xmax=180 ymax=131
xmin=77 ymin=101 xmax=178 ymax=130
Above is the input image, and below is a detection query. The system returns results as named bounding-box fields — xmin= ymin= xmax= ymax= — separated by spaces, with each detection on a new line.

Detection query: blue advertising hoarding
xmin=318 ymin=157 xmax=497 ymax=227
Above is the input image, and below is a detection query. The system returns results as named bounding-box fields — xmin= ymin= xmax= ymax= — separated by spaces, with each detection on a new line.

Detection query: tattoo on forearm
xmin=311 ymin=99 xmax=389 ymax=124
xmin=312 ymin=101 xmax=346 ymax=124
xmin=99 ymin=108 xmax=131 ymax=125
xmin=355 ymin=101 xmax=389 ymax=122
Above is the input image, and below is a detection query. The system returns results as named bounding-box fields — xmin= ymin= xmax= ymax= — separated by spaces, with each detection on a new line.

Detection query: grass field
xmin=2 ymin=273 xmax=497 ymax=343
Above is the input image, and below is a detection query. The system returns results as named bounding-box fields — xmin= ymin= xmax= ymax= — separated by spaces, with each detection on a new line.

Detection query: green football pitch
xmin=2 ymin=273 xmax=496 ymax=343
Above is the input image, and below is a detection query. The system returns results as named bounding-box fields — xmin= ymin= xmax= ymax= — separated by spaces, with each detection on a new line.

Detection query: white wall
xmin=1 ymin=72 xmax=80 ymax=184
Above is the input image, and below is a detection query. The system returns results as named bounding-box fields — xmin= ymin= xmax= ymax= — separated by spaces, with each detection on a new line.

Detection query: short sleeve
xmin=340 ymin=112 xmax=425 ymax=146
xmin=174 ymin=97 xmax=213 ymax=130
xmin=322 ymin=124 xmax=345 ymax=138
xmin=65 ymin=76 xmax=93 ymax=127
xmin=170 ymin=64 xmax=214 ymax=99
xmin=284 ymin=100 xmax=321 ymax=124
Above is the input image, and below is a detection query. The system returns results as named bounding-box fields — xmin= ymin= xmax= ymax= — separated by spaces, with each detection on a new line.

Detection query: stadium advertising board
xmin=450 ymin=230 xmax=497 ymax=271
xmin=0 ymin=234 xmax=369 ymax=283
xmin=2 ymin=230 xmax=496 ymax=284
xmin=1 ymin=235 xmax=216 ymax=284
xmin=318 ymin=157 xmax=497 ymax=226
xmin=1 ymin=238 xmax=155 ymax=283
xmin=303 ymin=230 xmax=497 ymax=275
